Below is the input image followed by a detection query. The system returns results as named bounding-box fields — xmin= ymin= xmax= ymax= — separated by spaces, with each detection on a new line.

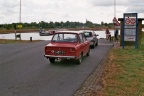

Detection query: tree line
xmin=0 ymin=20 xmax=115 ymax=30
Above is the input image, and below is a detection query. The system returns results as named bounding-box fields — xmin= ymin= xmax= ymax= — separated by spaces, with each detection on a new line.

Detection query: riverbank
xmin=0 ymin=39 xmax=43 ymax=44
xmin=0 ymin=29 xmax=39 ymax=34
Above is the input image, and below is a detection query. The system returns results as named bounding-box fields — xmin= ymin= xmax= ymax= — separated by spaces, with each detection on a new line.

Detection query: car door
xmin=79 ymin=33 xmax=89 ymax=55
xmin=78 ymin=33 xmax=85 ymax=55
xmin=92 ymin=31 xmax=97 ymax=43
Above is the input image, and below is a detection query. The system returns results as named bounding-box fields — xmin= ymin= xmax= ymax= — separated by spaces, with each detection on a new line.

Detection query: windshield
xmin=52 ymin=33 xmax=78 ymax=42
xmin=84 ymin=32 xmax=92 ymax=37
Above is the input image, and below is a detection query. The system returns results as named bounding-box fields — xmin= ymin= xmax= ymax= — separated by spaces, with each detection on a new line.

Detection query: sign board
xmin=115 ymin=26 xmax=120 ymax=28
xmin=17 ymin=24 xmax=22 ymax=28
xmin=125 ymin=18 xmax=136 ymax=25
xmin=124 ymin=26 xmax=136 ymax=28
xmin=122 ymin=13 xmax=138 ymax=48
xmin=113 ymin=17 xmax=120 ymax=28
xmin=124 ymin=36 xmax=135 ymax=41
xmin=124 ymin=29 xmax=136 ymax=35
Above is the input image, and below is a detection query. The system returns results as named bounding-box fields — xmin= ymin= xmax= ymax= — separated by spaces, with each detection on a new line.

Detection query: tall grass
xmin=98 ymin=32 xmax=144 ymax=96
xmin=140 ymin=32 xmax=144 ymax=49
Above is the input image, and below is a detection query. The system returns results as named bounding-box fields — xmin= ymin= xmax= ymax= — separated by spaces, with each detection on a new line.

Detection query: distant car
xmin=83 ymin=30 xmax=98 ymax=48
xmin=44 ymin=31 xmax=90 ymax=64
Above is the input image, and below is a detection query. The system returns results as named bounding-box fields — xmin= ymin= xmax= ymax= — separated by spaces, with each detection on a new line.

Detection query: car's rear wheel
xmin=76 ymin=54 xmax=83 ymax=64
xmin=86 ymin=48 xmax=90 ymax=56
xmin=95 ymin=40 xmax=98 ymax=46
xmin=91 ymin=42 xmax=95 ymax=48
xmin=49 ymin=58 xmax=55 ymax=63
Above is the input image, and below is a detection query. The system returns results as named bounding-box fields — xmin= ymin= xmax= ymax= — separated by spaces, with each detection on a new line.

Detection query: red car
xmin=44 ymin=31 xmax=90 ymax=64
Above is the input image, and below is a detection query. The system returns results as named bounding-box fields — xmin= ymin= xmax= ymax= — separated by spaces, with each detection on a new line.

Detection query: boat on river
xmin=39 ymin=28 xmax=56 ymax=36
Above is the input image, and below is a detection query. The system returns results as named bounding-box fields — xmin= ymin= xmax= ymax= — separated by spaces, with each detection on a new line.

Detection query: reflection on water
xmin=0 ymin=30 xmax=118 ymax=40
xmin=0 ymin=32 xmax=53 ymax=40
xmin=95 ymin=30 xmax=115 ymax=39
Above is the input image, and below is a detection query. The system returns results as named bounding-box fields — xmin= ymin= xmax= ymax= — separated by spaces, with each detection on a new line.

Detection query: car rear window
xmin=52 ymin=33 xmax=78 ymax=42
xmin=84 ymin=32 xmax=92 ymax=37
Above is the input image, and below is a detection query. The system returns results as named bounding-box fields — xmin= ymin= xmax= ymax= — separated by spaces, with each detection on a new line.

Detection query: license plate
xmin=55 ymin=51 xmax=65 ymax=54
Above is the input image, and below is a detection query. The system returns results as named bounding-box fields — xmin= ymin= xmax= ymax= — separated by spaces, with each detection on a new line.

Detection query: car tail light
xmin=70 ymin=48 xmax=75 ymax=53
xmin=51 ymin=50 xmax=55 ymax=53
xmin=45 ymin=47 xmax=52 ymax=52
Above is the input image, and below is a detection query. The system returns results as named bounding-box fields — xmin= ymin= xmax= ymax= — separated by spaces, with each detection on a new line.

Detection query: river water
xmin=0 ymin=30 xmax=119 ymax=40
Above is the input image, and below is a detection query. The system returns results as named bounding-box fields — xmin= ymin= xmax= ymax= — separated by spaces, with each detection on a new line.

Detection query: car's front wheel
xmin=49 ymin=58 xmax=55 ymax=63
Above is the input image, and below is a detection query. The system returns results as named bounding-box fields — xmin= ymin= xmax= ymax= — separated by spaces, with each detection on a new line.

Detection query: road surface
xmin=0 ymin=39 xmax=113 ymax=96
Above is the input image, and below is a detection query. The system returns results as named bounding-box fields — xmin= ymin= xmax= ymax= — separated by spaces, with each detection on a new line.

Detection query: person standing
xmin=105 ymin=28 xmax=110 ymax=40
xmin=114 ymin=29 xmax=119 ymax=42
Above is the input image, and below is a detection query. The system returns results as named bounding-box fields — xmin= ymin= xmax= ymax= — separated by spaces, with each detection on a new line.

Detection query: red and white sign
xmin=125 ymin=18 xmax=131 ymax=25
xmin=125 ymin=18 xmax=136 ymax=25
xmin=113 ymin=17 xmax=120 ymax=28
xmin=113 ymin=17 xmax=117 ymax=23
xmin=130 ymin=18 xmax=136 ymax=24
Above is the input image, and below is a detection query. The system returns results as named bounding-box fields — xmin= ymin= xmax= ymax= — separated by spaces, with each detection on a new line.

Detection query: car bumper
xmin=44 ymin=55 xmax=76 ymax=59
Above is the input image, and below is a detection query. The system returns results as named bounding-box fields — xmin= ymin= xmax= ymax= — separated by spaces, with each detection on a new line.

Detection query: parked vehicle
xmin=83 ymin=30 xmax=98 ymax=48
xmin=44 ymin=31 xmax=90 ymax=64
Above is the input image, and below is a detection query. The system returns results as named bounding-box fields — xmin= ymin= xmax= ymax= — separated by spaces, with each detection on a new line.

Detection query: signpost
xmin=113 ymin=17 xmax=120 ymax=28
xmin=122 ymin=13 xmax=138 ymax=48
xmin=17 ymin=24 xmax=22 ymax=28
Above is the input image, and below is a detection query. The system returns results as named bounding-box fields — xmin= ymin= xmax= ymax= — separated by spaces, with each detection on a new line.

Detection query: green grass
xmin=100 ymin=32 xmax=144 ymax=96
xmin=139 ymin=32 xmax=144 ymax=50
xmin=0 ymin=39 xmax=43 ymax=44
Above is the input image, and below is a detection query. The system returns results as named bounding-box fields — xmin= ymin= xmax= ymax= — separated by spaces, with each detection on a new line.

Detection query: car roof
xmin=55 ymin=31 xmax=83 ymax=34
xmin=82 ymin=30 xmax=93 ymax=32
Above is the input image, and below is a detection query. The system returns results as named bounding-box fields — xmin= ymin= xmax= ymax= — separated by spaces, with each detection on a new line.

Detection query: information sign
xmin=17 ymin=24 xmax=22 ymax=28
xmin=122 ymin=13 xmax=138 ymax=48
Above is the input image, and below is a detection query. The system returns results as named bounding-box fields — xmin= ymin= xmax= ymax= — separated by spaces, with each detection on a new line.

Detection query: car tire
xmin=86 ymin=48 xmax=90 ymax=56
xmin=49 ymin=58 xmax=55 ymax=63
xmin=95 ymin=40 xmax=98 ymax=46
xmin=91 ymin=42 xmax=95 ymax=48
xmin=95 ymin=42 xmax=98 ymax=46
xmin=76 ymin=54 xmax=83 ymax=65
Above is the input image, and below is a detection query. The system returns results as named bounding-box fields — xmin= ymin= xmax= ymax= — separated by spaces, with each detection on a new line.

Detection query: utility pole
xmin=20 ymin=0 xmax=21 ymax=23
xmin=114 ymin=0 xmax=116 ymax=17
xmin=15 ymin=0 xmax=21 ymax=40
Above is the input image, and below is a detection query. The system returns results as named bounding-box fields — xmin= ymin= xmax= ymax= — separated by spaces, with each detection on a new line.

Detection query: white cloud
xmin=0 ymin=0 xmax=144 ymax=24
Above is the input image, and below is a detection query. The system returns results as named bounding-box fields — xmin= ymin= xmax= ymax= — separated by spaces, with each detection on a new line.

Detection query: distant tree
xmin=104 ymin=23 xmax=108 ymax=26
xmin=101 ymin=21 xmax=104 ymax=26
xmin=60 ymin=21 xmax=64 ymax=28
xmin=55 ymin=22 xmax=61 ymax=28
xmin=48 ymin=21 xmax=55 ymax=28
xmin=86 ymin=20 xmax=93 ymax=28
xmin=0 ymin=24 xmax=4 ymax=28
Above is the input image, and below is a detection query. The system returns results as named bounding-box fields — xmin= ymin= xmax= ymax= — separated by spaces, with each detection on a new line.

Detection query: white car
xmin=83 ymin=30 xmax=98 ymax=48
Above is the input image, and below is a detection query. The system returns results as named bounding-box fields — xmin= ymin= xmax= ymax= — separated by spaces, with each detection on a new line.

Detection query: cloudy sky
xmin=0 ymin=0 xmax=144 ymax=24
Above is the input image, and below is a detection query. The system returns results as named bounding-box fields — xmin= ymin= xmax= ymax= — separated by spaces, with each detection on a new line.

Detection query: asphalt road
xmin=0 ymin=39 xmax=113 ymax=96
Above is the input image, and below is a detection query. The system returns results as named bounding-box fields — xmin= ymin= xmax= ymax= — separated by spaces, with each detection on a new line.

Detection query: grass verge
xmin=0 ymin=39 xmax=43 ymax=44
xmin=97 ymin=32 xmax=144 ymax=96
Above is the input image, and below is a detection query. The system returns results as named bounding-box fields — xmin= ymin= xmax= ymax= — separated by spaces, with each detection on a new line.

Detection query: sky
xmin=0 ymin=0 xmax=144 ymax=24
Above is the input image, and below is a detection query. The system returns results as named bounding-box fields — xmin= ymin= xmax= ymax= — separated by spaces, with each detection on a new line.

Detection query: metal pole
xmin=20 ymin=0 xmax=21 ymax=23
xmin=114 ymin=0 xmax=116 ymax=17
